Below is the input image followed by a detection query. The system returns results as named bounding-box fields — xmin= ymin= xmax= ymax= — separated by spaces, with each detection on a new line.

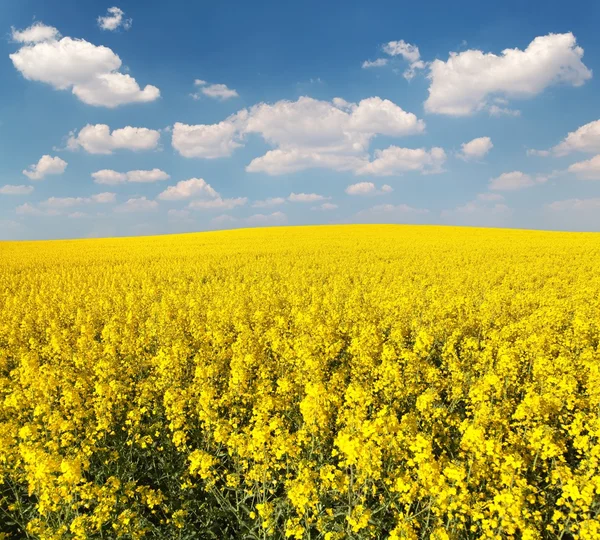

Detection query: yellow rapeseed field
xmin=1 ymin=224 xmax=600 ymax=539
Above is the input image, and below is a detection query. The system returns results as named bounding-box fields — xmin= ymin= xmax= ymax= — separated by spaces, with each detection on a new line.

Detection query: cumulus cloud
xmin=92 ymin=168 xmax=169 ymax=184
xmin=244 ymin=96 xmax=425 ymax=175
xmin=0 ymin=185 xmax=34 ymax=195
xmin=252 ymin=197 xmax=286 ymax=208
xmin=382 ymin=40 xmax=426 ymax=80
xmin=115 ymin=197 xmax=158 ymax=213
xmin=489 ymin=171 xmax=548 ymax=191
xmin=288 ymin=192 xmax=330 ymax=203
xmin=23 ymin=155 xmax=67 ymax=180
xmin=356 ymin=203 xmax=429 ymax=222
xmin=311 ymin=203 xmax=338 ymax=211
xmin=9 ymin=23 xmax=159 ymax=107
xmin=356 ymin=146 xmax=446 ymax=176
xmin=189 ymin=197 xmax=247 ymax=210
xmin=345 ymin=182 xmax=393 ymax=195
xmin=158 ymin=178 xmax=219 ymax=201
xmin=567 ymin=155 xmax=600 ymax=180
xmin=173 ymin=96 xmax=428 ymax=175
xmin=11 ymin=22 xmax=60 ymax=43
xmin=97 ymin=7 xmax=132 ymax=31
xmin=362 ymin=58 xmax=388 ymax=69
xmin=191 ymin=79 xmax=239 ymax=100
xmin=541 ymin=120 xmax=600 ymax=157
xmin=172 ymin=113 xmax=247 ymax=158
xmin=246 ymin=211 xmax=287 ymax=226
xmin=67 ymin=124 xmax=160 ymax=154
xmin=425 ymin=33 xmax=591 ymax=116
xmin=458 ymin=137 xmax=493 ymax=161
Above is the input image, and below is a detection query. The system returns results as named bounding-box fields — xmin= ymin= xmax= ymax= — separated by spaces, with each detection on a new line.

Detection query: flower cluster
xmin=1 ymin=225 xmax=599 ymax=538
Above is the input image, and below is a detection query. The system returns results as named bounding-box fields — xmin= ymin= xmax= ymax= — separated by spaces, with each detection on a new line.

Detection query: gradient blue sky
xmin=1 ymin=0 xmax=600 ymax=239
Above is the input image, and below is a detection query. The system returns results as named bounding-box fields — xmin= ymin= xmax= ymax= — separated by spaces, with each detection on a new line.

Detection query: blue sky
xmin=1 ymin=0 xmax=600 ymax=239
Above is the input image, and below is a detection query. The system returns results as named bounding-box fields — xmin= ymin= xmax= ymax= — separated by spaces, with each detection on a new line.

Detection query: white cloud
xmin=115 ymin=197 xmax=158 ymax=213
xmin=356 ymin=146 xmax=446 ymax=176
xmin=91 ymin=192 xmax=117 ymax=203
xmin=489 ymin=171 xmax=548 ymax=191
xmin=345 ymin=182 xmax=394 ymax=195
xmin=567 ymin=154 xmax=600 ymax=180
xmin=356 ymin=203 xmax=429 ymax=222
xmin=288 ymin=192 xmax=330 ymax=203
xmin=15 ymin=192 xmax=114 ymax=216
xmin=9 ymin=24 xmax=159 ymax=107
xmin=67 ymin=124 xmax=160 ymax=154
xmin=11 ymin=22 xmax=60 ymax=43
xmin=425 ymin=33 xmax=591 ymax=116
xmin=172 ymin=114 xmax=246 ymax=158
xmin=92 ymin=168 xmax=169 ymax=184
xmin=549 ymin=120 xmax=600 ymax=156
xmin=547 ymin=198 xmax=600 ymax=211
xmin=383 ymin=40 xmax=421 ymax=63
xmin=362 ymin=58 xmax=388 ymax=69
xmin=68 ymin=212 xmax=88 ymax=219
xmin=92 ymin=170 xmax=127 ymax=184
xmin=23 ymin=155 xmax=67 ymax=180
xmin=191 ymin=79 xmax=239 ymax=100
xmin=311 ymin=203 xmax=338 ymax=211
xmin=246 ymin=211 xmax=287 ymax=226
xmin=382 ymin=40 xmax=425 ymax=80
xmin=244 ymin=96 xmax=425 ymax=175
xmin=189 ymin=197 xmax=247 ymax=210
xmin=39 ymin=193 xmax=115 ymax=208
xmin=252 ymin=197 xmax=286 ymax=208
xmin=173 ymin=96 xmax=426 ymax=175
xmin=158 ymin=178 xmax=219 ymax=201
xmin=458 ymin=137 xmax=493 ymax=161
xmin=488 ymin=105 xmax=521 ymax=117
xmin=0 ymin=185 xmax=34 ymax=195
xmin=97 ymin=7 xmax=132 ymax=31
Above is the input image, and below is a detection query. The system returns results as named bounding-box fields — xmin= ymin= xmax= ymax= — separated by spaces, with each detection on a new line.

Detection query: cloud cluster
xmin=16 ymin=192 xmax=115 ymax=216
xmin=92 ymin=169 xmax=170 ymax=185
xmin=67 ymin=124 xmax=161 ymax=154
xmin=173 ymin=96 xmax=432 ymax=176
xmin=10 ymin=23 xmax=159 ymax=107
xmin=382 ymin=40 xmax=426 ymax=80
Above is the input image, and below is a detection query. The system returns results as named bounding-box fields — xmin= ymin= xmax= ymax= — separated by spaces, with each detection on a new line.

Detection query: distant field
xmin=1 ymin=225 xmax=599 ymax=539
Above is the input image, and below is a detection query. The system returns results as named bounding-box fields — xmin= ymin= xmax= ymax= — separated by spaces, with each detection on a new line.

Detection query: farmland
xmin=1 ymin=225 xmax=599 ymax=538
